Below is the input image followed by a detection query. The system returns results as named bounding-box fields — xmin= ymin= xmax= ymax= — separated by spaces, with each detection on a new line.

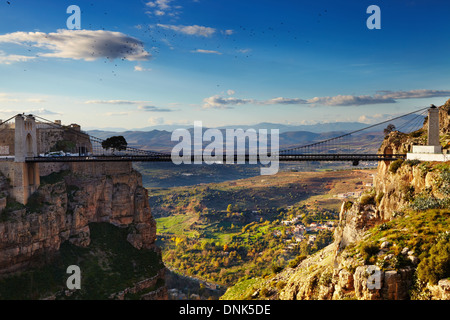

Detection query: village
xmin=273 ymin=210 xmax=336 ymax=250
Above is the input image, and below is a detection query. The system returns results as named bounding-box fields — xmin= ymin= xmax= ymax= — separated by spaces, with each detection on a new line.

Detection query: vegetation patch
xmin=40 ymin=170 xmax=70 ymax=185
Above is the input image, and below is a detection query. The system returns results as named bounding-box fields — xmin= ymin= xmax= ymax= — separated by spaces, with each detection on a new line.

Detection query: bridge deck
xmin=24 ymin=153 xmax=405 ymax=163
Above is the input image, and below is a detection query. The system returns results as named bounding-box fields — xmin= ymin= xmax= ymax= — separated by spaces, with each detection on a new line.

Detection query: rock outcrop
xmin=0 ymin=162 xmax=157 ymax=275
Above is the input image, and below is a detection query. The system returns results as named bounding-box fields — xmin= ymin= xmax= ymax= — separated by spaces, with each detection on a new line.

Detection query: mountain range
xmin=87 ymin=115 xmax=425 ymax=154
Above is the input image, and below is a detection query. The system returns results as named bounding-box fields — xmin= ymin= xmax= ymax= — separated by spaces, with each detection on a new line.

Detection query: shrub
xmin=389 ymin=159 xmax=404 ymax=174
xmin=404 ymin=159 xmax=421 ymax=167
xmin=378 ymin=223 xmax=389 ymax=231
xmin=343 ymin=201 xmax=353 ymax=211
xmin=288 ymin=255 xmax=306 ymax=268
xmin=438 ymin=170 xmax=450 ymax=197
xmin=360 ymin=193 xmax=375 ymax=206
xmin=26 ymin=192 xmax=45 ymax=213
xmin=40 ymin=170 xmax=70 ymax=185
xmin=409 ymin=130 xmax=424 ymax=138
xmin=375 ymin=192 xmax=384 ymax=205
xmin=271 ymin=263 xmax=284 ymax=274
xmin=418 ymin=163 xmax=432 ymax=177
xmin=417 ymin=239 xmax=450 ymax=285
xmin=410 ymin=195 xmax=443 ymax=211
xmin=361 ymin=243 xmax=379 ymax=264
xmin=319 ymin=270 xmax=333 ymax=286
xmin=400 ymin=185 xmax=415 ymax=202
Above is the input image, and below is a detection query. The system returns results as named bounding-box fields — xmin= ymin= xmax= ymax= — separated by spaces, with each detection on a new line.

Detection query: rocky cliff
xmin=223 ymin=101 xmax=450 ymax=300
xmin=0 ymin=162 xmax=166 ymax=299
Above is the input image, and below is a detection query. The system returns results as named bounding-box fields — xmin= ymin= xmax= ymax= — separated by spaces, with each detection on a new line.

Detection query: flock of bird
xmin=3 ymin=0 xmax=330 ymax=84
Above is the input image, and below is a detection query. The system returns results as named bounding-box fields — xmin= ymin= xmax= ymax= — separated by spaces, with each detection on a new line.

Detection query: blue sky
xmin=1 ymin=0 xmax=450 ymax=130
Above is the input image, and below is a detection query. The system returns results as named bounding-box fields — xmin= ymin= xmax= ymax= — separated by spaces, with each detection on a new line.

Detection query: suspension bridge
xmin=0 ymin=106 xmax=430 ymax=165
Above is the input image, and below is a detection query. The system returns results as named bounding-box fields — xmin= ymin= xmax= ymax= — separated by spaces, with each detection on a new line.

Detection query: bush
xmin=417 ymin=239 xmax=450 ymax=285
xmin=400 ymin=185 xmax=415 ymax=202
xmin=361 ymin=243 xmax=379 ymax=264
xmin=389 ymin=159 xmax=404 ymax=174
xmin=404 ymin=159 xmax=421 ymax=167
xmin=360 ymin=194 xmax=375 ymax=206
xmin=51 ymin=140 xmax=76 ymax=153
xmin=288 ymin=255 xmax=307 ymax=268
xmin=271 ymin=263 xmax=284 ymax=274
xmin=410 ymin=195 xmax=443 ymax=211
xmin=409 ymin=130 xmax=424 ymax=138
xmin=438 ymin=170 xmax=450 ymax=197
xmin=343 ymin=201 xmax=353 ymax=211
xmin=418 ymin=163 xmax=432 ymax=177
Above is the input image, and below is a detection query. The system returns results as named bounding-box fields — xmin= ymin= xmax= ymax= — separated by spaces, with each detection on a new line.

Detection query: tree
xmin=383 ymin=124 xmax=396 ymax=136
xmin=101 ymin=136 xmax=128 ymax=151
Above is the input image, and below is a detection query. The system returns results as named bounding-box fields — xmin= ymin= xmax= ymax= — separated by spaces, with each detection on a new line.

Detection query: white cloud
xmin=134 ymin=65 xmax=152 ymax=72
xmin=202 ymin=95 xmax=255 ymax=109
xmin=105 ymin=111 xmax=130 ymax=116
xmin=0 ymin=50 xmax=36 ymax=65
xmin=201 ymin=89 xmax=450 ymax=109
xmin=157 ymin=24 xmax=216 ymax=37
xmin=306 ymin=95 xmax=394 ymax=106
xmin=375 ymin=89 xmax=450 ymax=100
xmin=237 ymin=48 xmax=251 ymax=54
xmin=358 ymin=113 xmax=390 ymax=124
xmin=138 ymin=105 xmax=174 ymax=112
xmin=191 ymin=49 xmax=222 ymax=55
xmin=264 ymin=97 xmax=308 ymax=105
xmin=0 ymin=108 xmax=60 ymax=115
xmin=0 ymin=29 xmax=150 ymax=62
xmin=0 ymin=93 xmax=46 ymax=103
xmin=145 ymin=0 xmax=182 ymax=17
xmin=26 ymin=98 xmax=46 ymax=103
xmin=85 ymin=100 xmax=152 ymax=105
xmin=148 ymin=116 xmax=165 ymax=125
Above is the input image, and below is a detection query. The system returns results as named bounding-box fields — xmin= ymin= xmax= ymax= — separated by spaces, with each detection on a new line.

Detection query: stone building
xmin=0 ymin=114 xmax=92 ymax=204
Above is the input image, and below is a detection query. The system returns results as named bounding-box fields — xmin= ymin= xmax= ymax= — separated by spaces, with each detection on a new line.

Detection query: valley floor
xmin=145 ymin=166 xmax=376 ymax=297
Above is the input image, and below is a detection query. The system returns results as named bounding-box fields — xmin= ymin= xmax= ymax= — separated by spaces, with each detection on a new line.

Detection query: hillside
xmin=222 ymin=101 xmax=450 ymax=300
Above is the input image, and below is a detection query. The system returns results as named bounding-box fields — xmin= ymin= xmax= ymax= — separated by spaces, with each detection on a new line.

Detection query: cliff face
xmin=225 ymin=101 xmax=450 ymax=300
xmin=0 ymin=164 xmax=156 ymax=275
xmin=0 ymin=162 xmax=168 ymax=299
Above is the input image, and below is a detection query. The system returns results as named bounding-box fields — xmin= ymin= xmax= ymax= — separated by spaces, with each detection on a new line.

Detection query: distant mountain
xmin=87 ymin=128 xmax=380 ymax=154
xmin=220 ymin=122 xmax=368 ymax=134
xmin=87 ymin=114 xmax=425 ymax=154
xmin=86 ymin=114 xmax=424 ymax=135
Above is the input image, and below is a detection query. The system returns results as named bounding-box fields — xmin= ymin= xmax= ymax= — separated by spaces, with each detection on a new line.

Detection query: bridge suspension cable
xmin=278 ymin=106 xmax=429 ymax=155
xmin=32 ymin=115 xmax=169 ymax=156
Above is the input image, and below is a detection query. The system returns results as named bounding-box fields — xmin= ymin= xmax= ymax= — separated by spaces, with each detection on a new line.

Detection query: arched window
xmin=26 ymin=133 xmax=33 ymax=157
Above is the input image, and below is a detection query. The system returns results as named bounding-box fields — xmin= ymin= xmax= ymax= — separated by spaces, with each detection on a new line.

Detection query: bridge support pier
xmin=11 ymin=114 xmax=40 ymax=205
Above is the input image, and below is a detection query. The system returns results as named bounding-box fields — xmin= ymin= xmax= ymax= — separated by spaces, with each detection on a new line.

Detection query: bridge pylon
xmin=11 ymin=114 xmax=40 ymax=204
